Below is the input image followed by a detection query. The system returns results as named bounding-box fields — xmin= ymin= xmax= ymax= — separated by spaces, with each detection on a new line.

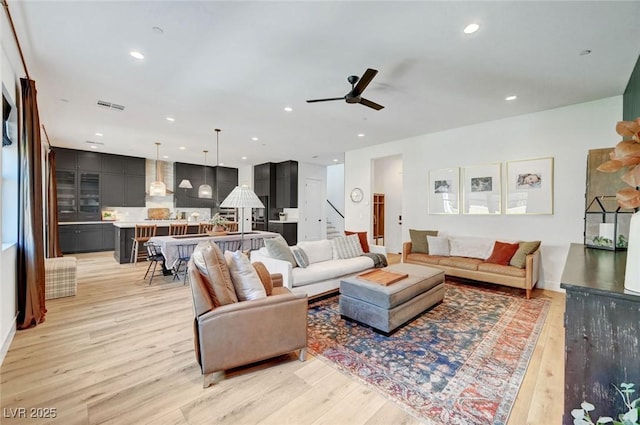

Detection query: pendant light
xmin=149 ymin=142 xmax=166 ymax=196
xmin=198 ymin=150 xmax=213 ymax=199
xmin=215 ymin=128 xmax=221 ymax=206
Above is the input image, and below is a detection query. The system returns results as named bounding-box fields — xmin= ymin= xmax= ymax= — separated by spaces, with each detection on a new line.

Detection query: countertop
xmin=112 ymin=220 xmax=209 ymax=228
xmin=58 ymin=221 xmax=120 ymax=225
xmin=268 ymin=220 xmax=298 ymax=224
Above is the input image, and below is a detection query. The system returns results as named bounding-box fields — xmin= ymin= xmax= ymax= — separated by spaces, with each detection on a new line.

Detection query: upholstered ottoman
xmin=45 ymin=257 xmax=77 ymax=300
xmin=339 ymin=263 xmax=445 ymax=335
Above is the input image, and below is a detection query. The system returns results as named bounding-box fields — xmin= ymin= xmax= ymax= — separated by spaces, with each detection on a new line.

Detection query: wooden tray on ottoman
xmin=357 ymin=269 xmax=409 ymax=286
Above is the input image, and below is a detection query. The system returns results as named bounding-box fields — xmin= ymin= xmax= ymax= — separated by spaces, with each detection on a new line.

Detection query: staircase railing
xmin=327 ymin=200 xmax=344 ymax=219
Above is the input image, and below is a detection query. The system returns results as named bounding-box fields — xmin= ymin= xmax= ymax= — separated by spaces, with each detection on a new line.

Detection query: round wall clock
xmin=350 ymin=187 xmax=364 ymax=203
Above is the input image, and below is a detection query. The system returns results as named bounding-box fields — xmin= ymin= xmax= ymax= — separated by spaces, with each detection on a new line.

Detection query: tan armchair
xmin=188 ymin=254 xmax=308 ymax=387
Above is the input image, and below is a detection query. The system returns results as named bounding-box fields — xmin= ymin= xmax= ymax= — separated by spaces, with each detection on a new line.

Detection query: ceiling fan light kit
xmin=306 ymin=68 xmax=384 ymax=110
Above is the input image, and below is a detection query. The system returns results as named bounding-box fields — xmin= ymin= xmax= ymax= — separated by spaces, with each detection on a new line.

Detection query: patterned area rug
xmin=307 ymin=280 xmax=550 ymax=425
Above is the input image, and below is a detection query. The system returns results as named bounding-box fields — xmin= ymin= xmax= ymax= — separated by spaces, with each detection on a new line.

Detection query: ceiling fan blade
xmin=306 ymin=97 xmax=344 ymax=103
xmin=359 ymin=98 xmax=384 ymax=110
xmin=352 ymin=68 xmax=378 ymax=96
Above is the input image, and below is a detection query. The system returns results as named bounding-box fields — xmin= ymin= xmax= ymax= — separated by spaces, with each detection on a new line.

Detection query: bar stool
xmin=130 ymin=224 xmax=157 ymax=264
xmin=198 ymin=223 xmax=214 ymax=234
xmin=225 ymin=222 xmax=239 ymax=232
xmin=169 ymin=222 xmax=188 ymax=236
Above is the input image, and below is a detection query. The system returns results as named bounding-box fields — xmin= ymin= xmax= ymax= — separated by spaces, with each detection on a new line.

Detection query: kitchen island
xmin=113 ymin=221 xmax=209 ymax=263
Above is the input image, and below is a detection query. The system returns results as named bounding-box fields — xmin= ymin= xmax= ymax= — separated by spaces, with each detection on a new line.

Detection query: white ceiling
xmin=8 ymin=1 xmax=640 ymax=168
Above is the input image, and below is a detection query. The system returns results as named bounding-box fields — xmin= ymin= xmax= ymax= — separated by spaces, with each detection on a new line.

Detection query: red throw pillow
xmin=344 ymin=230 xmax=370 ymax=253
xmin=485 ymin=241 xmax=520 ymax=266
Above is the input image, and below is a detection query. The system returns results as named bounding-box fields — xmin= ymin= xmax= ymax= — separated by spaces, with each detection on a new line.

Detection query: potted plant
xmin=572 ymin=382 xmax=639 ymax=425
xmin=209 ymin=213 xmax=228 ymax=232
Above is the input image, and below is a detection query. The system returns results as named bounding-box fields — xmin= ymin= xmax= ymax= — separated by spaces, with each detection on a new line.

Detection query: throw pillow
xmin=509 ymin=241 xmax=541 ymax=268
xmin=292 ymin=248 xmax=310 ymax=268
xmin=449 ymin=237 xmax=495 ymax=260
xmin=485 ymin=241 xmax=520 ymax=266
xmin=191 ymin=241 xmax=238 ymax=306
xmin=251 ymin=261 xmax=273 ymax=296
xmin=224 ymin=250 xmax=267 ymax=301
xmin=426 ymin=235 xmax=450 ymax=256
xmin=344 ymin=230 xmax=370 ymax=253
xmin=332 ymin=234 xmax=364 ymax=259
xmin=264 ymin=236 xmax=297 ymax=267
xmin=409 ymin=229 xmax=438 ymax=253
xmin=297 ymin=240 xmax=333 ymax=264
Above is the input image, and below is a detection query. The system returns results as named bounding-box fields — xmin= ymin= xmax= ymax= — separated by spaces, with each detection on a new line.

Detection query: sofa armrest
xmin=525 ymin=249 xmax=541 ymax=290
xmin=369 ymin=244 xmax=386 ymax=255
xmin=250 ymin=253 xmax=294 ymax=289
xmin=270 ymin=273 xmax=283 ymax=288
xmin=402 ymin=242 xmax=412 ymax=263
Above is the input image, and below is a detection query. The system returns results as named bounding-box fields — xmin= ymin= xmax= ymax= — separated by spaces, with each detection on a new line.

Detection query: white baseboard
xmin=0 ymin=316 xmax=16 ymax=366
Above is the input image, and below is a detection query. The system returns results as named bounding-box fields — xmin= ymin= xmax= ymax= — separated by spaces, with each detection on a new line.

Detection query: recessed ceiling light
xmin=463 ymin=23 xmax=480 ymax=34
xmin=179 ymin=146 xmax=186 ymax=150
xmin=95 ymin=132 xmax=103 ymax=137
xmin=219 ymin=162 xmax=224 ymax=166
xmin=505 ymin=95 xmax=517 ymax=101
xmin=357 ymin=133 xmax=365 ymax=137
xmin=333 ymin=159 xmax=339 ymax=163
xmin=166 ymin=117 xmax=175 ymax=122
xmin=162 ymin=155 xmax=169 ymax=159
xmin=251 ymin=137 xmax=259 ymax=141
xmin=579 ymin=49 xmax=592 ymax=56
xmin=130 ymin=51 xmax=145 ymax=60
xmin=241 ymin=156 xmax=247 ymax=160
xmin=90 ymin=145 xmax=98 ymax=149
xmin=284 ymin=106 xmax=293 ymax=112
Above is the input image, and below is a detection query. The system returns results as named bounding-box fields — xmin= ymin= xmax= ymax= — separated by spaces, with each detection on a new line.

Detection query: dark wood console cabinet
xmin=560 ymin=243 xmax=640 ymax=424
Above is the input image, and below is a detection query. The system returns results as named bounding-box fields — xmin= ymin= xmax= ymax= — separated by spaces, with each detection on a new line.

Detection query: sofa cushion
xmin=510 ymin=241 xmax=541 ymax=268
xmin=409 ymin=229 xmax=438 ymax=253
xmin=291 ymin=256 xmax=374 ymax=287
xmin=486 ymin=241 xmax=520 ymax=266
xmin=192 ymin=241 xmax=238 ymax=306
xmin=292 ymin=248 xmax=310 ymax=268
xmin=225 ymin=250 xmax=267 ymax=301
xmin=477 ymin=262 xmax=526 ymax=277
xmin=264 ymin=236 xmax=296 ymax=267
xmin=449 ymin=237 xmax=494 ymax=260
xmin=252 ymin=261 xmax=273 ymax=295
xmin=427 ymin=236 xmax=450 ymax=256
xmin=297 ymin=240 xmax=333 ymax=264
xmin=405 ymin=253 xmax=445 ymax=265
xmin=332 ymin=234 xmax=364 ymax=259
xmin=439 ymin=256 xmax=483 ymax=271
xmin=344 ymin=230 xmax=370 ymax=253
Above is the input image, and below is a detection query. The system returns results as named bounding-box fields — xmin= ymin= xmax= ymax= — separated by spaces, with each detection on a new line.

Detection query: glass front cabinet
xmin=584 ymin=196 xmax=632 ymax=250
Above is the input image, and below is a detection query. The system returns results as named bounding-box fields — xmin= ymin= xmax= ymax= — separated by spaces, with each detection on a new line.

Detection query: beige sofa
xmin=402 ymin=240 xmax=540 ymax=299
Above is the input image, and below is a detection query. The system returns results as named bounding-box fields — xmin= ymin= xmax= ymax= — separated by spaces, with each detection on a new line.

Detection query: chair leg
xmin=203 ymin=371 xmax=225 ymax=388
xmin=144 ymin=258 xmax=154 ymax=279
xmin=130 ymin=240 xmax=138 ymax=264
xmin=298 ymin=348 xmax=307 ymax=362
xmin=172 ymin=260 xmax=182 ymax=281
xmin=148 ymin=260 xmax=158 ymax=285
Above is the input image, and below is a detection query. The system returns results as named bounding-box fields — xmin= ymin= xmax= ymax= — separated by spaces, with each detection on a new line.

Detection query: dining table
xmin=147 ymin=230 xmax=280 ymax=269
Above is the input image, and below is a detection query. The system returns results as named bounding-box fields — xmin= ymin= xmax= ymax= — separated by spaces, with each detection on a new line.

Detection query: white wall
xmin=1 ymin=7 xmax=25 ymax=363
xmin=346 ymin=96 xmax=623 ymax=292
xmin=326 ymin=164 xmax=345 ymax=234
xmin=373 ymin=155 xmax=403 ymax=253
xmin=297 ymin=162 xmax=327 ymax=241
xmin=237 ymin=165 xmax=253 ymax=232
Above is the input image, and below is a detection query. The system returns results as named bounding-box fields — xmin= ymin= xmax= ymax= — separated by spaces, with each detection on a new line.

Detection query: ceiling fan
xmin=306 ymin=68 xmax=384 ymax=110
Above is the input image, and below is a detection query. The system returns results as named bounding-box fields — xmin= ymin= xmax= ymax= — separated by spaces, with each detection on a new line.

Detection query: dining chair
xmin=131 ymin=224 xmax=157 ymax=264
xmin=198 ymin=223 xmax=214 ymax=234
xmin=169 ymin=222 xmax=189 ymax=236
xmin=173 ymin=243 xmax=198 ymax=284
xmin=144 ymin=242 xmax=165 ymax=285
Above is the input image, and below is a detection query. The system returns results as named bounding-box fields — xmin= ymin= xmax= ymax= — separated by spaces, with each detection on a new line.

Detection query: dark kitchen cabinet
xmin=174 ymin=162 xmax=237 ymax=208
xmin=58 ymin=223 xmax=112 ymax=253
xmin=100 ymin=173 xmax=125 ymax=207
xmin=269 ymin=222 xmax=297 ymax=245
xmin=560 ymin=244 xmax=640 ymax=424
xmin=56 ymin=168 xmax=100 ymax=222
xmin=275 ymin=160 xmax=298 ymax=208
xmin=100 ymin=154 xmax=145 ymax=207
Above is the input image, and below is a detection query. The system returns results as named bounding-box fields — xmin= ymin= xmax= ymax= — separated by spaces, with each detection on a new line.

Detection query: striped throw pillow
xmin=292 ymin=248 xmax=310 ymax=268
xmin=332 ymin=234 xmax=364 ymax=259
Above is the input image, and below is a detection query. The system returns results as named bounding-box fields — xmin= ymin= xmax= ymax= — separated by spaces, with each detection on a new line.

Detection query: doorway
xmin=372 ymin=155 xmax=403 ymax=253
xmin=304 ymin=178 xmax=323 ymax=241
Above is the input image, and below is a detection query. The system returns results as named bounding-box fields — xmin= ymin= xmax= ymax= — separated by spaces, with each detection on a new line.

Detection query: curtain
xmin=17 ymin=78 xmax=46 ymax=330
xmin=46 ymin=149 xmax=62 ymax=257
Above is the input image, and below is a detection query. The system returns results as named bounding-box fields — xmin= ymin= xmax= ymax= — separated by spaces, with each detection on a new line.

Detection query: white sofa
xmin=251 ymin=239 xmax=386 ymax=298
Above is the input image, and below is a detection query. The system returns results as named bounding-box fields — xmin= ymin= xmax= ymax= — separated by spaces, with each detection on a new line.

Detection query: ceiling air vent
xmin=85 ymin=140 xmax=104 ymax=145
xmin=97 ymin=100 xmax=125 ymax=111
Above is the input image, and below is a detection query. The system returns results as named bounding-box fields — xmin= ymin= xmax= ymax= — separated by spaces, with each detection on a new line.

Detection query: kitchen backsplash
xmin=102 ymin=206 xmax=212 ymax=222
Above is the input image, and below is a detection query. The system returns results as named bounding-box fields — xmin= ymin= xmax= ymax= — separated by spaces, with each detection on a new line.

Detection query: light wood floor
xmin=0 ymin=252 xmax=565 ymax=425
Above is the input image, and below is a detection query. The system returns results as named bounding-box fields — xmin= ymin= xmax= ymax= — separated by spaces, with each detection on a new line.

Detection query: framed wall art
xmin=462 ymin=163 xmax=502 ymax=214
xmin=428 ymin=167 xmax=460 ymax=214
xmin=506 ymin=157 xmax=554 ymax=214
